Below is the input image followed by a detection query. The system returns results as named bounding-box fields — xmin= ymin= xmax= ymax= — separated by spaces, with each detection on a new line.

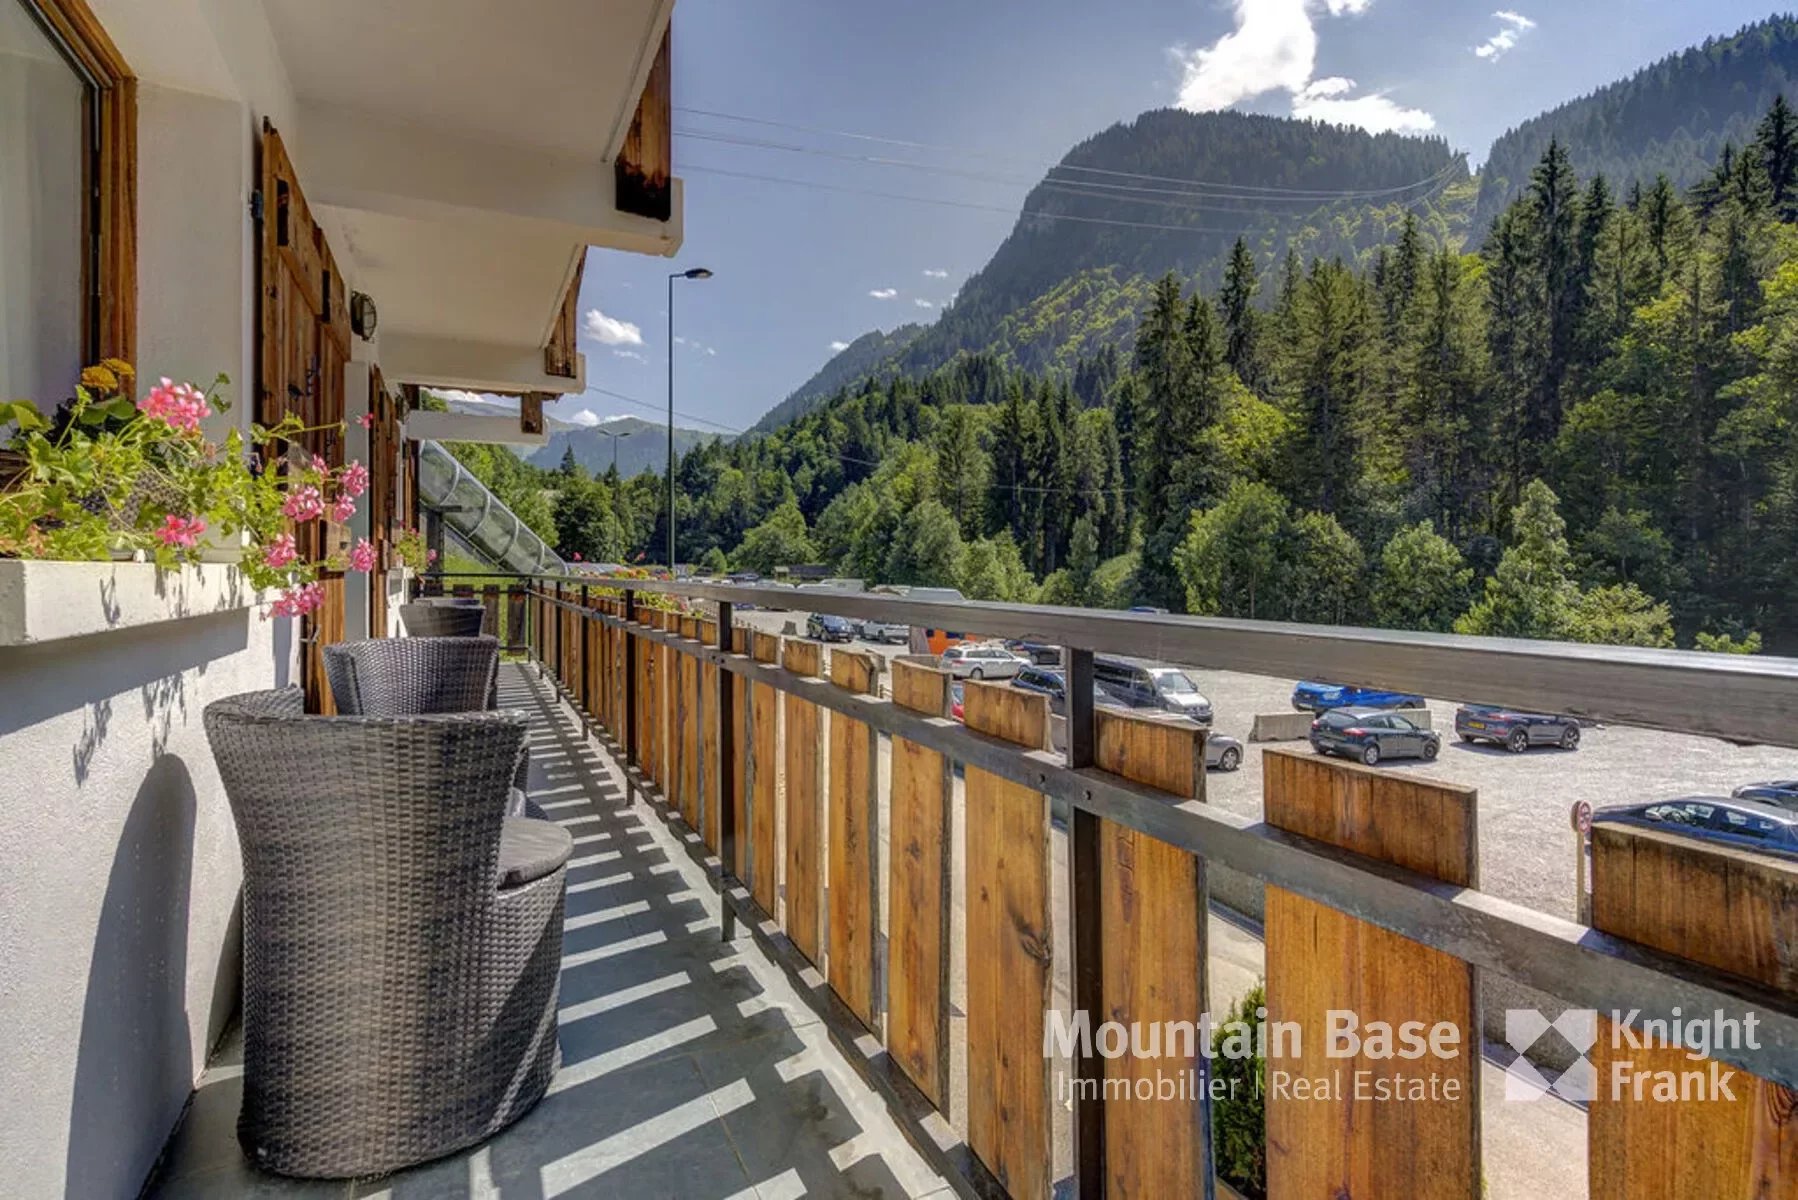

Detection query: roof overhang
xmin=259 ymin=0 xmax=681 ymax=397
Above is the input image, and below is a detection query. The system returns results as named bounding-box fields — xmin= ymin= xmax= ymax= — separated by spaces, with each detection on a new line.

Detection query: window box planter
xmin=0 ymin=559 xmax=264 ymax=647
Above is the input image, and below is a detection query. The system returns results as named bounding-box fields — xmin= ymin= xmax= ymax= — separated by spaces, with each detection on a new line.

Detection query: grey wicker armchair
xmin=324 ymin=635 xmax=530 ymax=806
xmin=400 ymin=600 xmax=486 ymax=638
xmin=203 ymin=688 xmax=571 ymax=1179
xmin=324 ymin=634 xmax=500 ymax=715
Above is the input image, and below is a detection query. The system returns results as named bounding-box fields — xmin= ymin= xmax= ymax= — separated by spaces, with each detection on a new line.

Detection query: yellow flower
xmin=81 ymin=365 xmax=118 ymax=393
xmin=101 ymin=358 xmax=136 ymax=380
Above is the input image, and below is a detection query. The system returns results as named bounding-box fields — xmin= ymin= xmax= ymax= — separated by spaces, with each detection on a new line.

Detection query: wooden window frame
xmin=20 ymin=0 xmax=136 ymax=368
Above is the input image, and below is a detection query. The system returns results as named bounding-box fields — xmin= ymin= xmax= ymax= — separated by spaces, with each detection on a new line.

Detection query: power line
xmin=681 ymin=163 xmax=1297 ymax=237
xmin=676 ymin=126 xmax=1463 ymax=215
xmin=676 ymin=105 xmax=1466 ymax=199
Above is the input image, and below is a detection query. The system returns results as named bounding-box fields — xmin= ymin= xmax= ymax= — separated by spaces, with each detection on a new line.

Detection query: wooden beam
xmin=614 ymin=27 xmax=672 ymax=221
xmin=544 ymin=255 xmax=586 ymax=378
xmin=520 ymin=393 xmax=546 ymax=437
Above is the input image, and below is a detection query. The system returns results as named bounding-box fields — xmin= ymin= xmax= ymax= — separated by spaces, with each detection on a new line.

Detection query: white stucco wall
xmin=0 ymin=609 xmax=295 ymax=1199
xmin=0 ymin=7 xmax=325 ymax=1197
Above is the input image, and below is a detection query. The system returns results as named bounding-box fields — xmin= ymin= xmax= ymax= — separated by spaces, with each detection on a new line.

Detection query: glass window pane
xmin=0 ymin=0 xmax=89 ymax=401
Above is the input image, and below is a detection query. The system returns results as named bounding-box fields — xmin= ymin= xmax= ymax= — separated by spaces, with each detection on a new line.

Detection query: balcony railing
xmin=508 ymin=573 xmax=1798 ymax=1198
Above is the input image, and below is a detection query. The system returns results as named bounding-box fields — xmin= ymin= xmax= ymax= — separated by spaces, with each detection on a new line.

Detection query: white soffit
xmin=259 ymin=0 xmax=679 ymax=393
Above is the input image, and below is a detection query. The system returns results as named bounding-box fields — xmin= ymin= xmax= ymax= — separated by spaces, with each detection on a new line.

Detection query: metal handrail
xmin=524 ymin=584 xmax=1798 ymax=1091
xmin=502 ymin=572 xmax=1798 ymax=748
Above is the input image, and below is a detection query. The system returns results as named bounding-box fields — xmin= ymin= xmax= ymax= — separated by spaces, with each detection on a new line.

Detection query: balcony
xmin=25 ymin=572 xmax=1798 ymax=1199
xmin=146 ymin=660 xmax=948 ymax=1199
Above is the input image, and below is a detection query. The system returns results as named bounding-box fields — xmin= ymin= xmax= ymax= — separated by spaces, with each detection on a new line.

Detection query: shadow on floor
xmin=146 ymin=663 xmax=947 ymax=1200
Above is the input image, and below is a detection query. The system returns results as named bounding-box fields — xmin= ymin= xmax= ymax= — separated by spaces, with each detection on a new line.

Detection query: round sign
xmin=1570 ymin=800 xmax=1592 ymax=836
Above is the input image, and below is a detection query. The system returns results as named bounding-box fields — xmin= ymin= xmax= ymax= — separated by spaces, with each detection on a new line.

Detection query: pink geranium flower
xmin=339 ymin=460 xmax=369 ymax=498
xmin=282 ymin=485 xmax=325 ymax=522
xmin=138 ymin=378 xmax=212 ymax=433
xmin=348 ymin=537 xmax=377 ymax=573
xmin=330 ymin=494 xmax=357 ymax=523
xmin=262 ymin=532 xmax=297 ymax=569
xmin=268 ymin=581 xmax=326 ymax=619
xmin=357 ymin=412 xmax=375 ymax=430
xmin=153 ymin=513 xmax=207 ymax=549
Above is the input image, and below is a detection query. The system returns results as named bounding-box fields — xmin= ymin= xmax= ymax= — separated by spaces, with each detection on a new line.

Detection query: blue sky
xmin=546 ymin=0 xmax=1778 ymax=435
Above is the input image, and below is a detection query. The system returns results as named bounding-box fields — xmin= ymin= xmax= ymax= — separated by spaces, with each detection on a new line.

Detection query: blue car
xmin=1733 ymin=780 xmax=1798 ymax=811
xmin=1292 ymin=681 xmax=1425 ymax=713
xmin=1593 ymin=796 xmax=1798 ymax=862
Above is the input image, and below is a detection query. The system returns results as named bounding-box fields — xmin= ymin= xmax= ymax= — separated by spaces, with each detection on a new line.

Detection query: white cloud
xmin=568 ymin=409 xmax=601 ymax=427
xmin=582 ymin=307 xmax=643 ymax=346
xmin=1292 ymin=76 xmax=1436 ymax=133
xmin=1475 ymin=10 xmax=1535 ymax=60
xmin=868 ymin=287 xmax=898 ymax=300
xmin=612 ymin=349 xmax=647 ymax=363
xmin=1171 ymin=0 xmax=1434 ymax=136
xmin=914 ymin=298 xmax=936 ymax=309
xmin=830 ymin=340 xmax=851 ymax=352
xmin=922 ymin=268 xmax=950 ymax=279
xmin=1172 ymin=0 xmax=1319 ymax=112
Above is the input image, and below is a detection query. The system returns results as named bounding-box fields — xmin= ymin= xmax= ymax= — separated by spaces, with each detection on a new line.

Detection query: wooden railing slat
xmin=963 ymin=680 xmax=1053 ymax=1200
xmin=1590 ymin=825 xmax=1798 ymax=1199
xmin=782 ymin=639 xmax=825 ymax=966
xmin=887 ymin=660 xmax=954 ymax=1110
xmin=827 ymin=649 xmax=881 ymax=1030
xmin=1262 ymin=748 xmax=1481 ymax=1200
xmin=1092 ymin=709 xmax=1210 ymax=1199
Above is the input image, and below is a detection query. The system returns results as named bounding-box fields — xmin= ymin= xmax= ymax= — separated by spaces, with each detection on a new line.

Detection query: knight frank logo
xmin=1503 ymin=1008 xmax=1597 ymax=1102
xmin=1504 ymin=1007 xmax=1761 ymax=1103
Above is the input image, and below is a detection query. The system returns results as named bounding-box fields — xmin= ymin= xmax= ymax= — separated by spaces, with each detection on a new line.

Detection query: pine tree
xmin=1219 ymin=238 xmax=1261 ymax=389
xmin=1756 ymin=94 xmax=1798 ymax=217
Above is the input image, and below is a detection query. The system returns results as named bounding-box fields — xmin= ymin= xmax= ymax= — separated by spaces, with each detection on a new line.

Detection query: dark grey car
xmin=1592 ymin=796 xmax=1798 ymax=861
xmin=1309 ymin=707 xmax=1442 ymax=766
xmin=1454 ymin=704 xmax=1581 ymax=752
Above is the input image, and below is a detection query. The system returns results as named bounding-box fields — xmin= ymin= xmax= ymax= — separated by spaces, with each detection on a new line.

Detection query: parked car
xmin=1207 ymin=733 xmax=1244 ymax=773
xmin=727 ymin=571 xmax=761 ymax=584
xmin=1005 ymin=639 xmax=1062 ymax=665
xmin=1733 ymin=780 xmax=1798 ymax=811
xmin=1309 ymin=707 xmax=1441 ymax=766
xmin=949 ymin=681 xmax=964 ymax=722
xmin=857 ymin=617 xmax=909 ymax=644
xmin=1093 ymin=657 xmax=1213 ymax=723
xmin=1291 ymin=681 xmax=1426 ymax=713
xmin=1454 ymin=704 xmax=1582 ymax=752
xmin=806 ymin=613 xmax=855 ymax=643
xmin=1591 ymin=796 xmax=1798 ymax=861
xmin=940 ymin=644 xmax=1027 ymax=680
xmin=1009 ymin=666 xmax=1121 ymax=717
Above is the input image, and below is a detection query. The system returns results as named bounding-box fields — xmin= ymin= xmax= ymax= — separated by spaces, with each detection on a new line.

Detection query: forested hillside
xmin=755 ymin=109 xmax=1471 ymax=430
xmin=1476 ymin=14 xmax=1798 ymax=230
xmin=749 ymin=325 xmax=924 ymax=433
xmin=527 ymin=416 xmax=721 ymax=479
xmin=634 ymin=99 xmax=1798 ymax=652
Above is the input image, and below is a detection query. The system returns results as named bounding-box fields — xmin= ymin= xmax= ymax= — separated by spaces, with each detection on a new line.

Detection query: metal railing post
xmin=579 ymin=583 xmax=591 ymax=719
xmin=1065 ymin=646 xmax=1107 ymax=1197
xmin=552 ymin=580 xmax=563 ymax=689
xmin=716 ymin=600 xmax=737 ymax=941
xmin=622 ymin=588 xmax=638 ymax=770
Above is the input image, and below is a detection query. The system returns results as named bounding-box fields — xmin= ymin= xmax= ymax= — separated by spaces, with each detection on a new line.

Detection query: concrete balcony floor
xmin=147 ymin=663 xmax=947 ymax=1199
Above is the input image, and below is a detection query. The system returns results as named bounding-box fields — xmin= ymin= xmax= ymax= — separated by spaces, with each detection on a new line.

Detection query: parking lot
xmin=734 ymin=607 xmax=1797 ymax=924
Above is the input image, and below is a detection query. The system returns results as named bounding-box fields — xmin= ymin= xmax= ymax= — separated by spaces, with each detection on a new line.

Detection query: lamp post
xmin=667 ymin=267 xmax=713 ymax=574
xmin=598 ymin=428 xmax=631 ymax=476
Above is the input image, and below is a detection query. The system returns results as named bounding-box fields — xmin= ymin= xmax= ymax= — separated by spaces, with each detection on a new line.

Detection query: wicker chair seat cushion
xmin=499 ymin=817 xmax=573 ymax=889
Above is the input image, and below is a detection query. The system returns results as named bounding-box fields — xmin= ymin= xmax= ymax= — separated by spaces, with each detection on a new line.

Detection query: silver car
xmin=940 ymin=644 xmax=1027 ymax=680
xmin=857 ymin=617 xmax=909 ymax=644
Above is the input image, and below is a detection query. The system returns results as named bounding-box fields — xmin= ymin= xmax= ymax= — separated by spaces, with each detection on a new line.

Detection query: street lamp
xmin=597 ymin=428 xmax=632 ymax=476
xmin=667 ymin=266 xmax=713 ymax=574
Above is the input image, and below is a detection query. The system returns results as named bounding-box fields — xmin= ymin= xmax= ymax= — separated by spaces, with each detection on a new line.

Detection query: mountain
xmin=429 ymin=389 xmax=579 ymax=434
xmin=527 ymin=416 xmax=723 ymax=478
xmin=1475 ymin=14 xmax=1798 ymax=230
xmin=753 ymin=108 xmax=1470 ymax=430
xmin=750 ymin=324 xmax=925 ymax=434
